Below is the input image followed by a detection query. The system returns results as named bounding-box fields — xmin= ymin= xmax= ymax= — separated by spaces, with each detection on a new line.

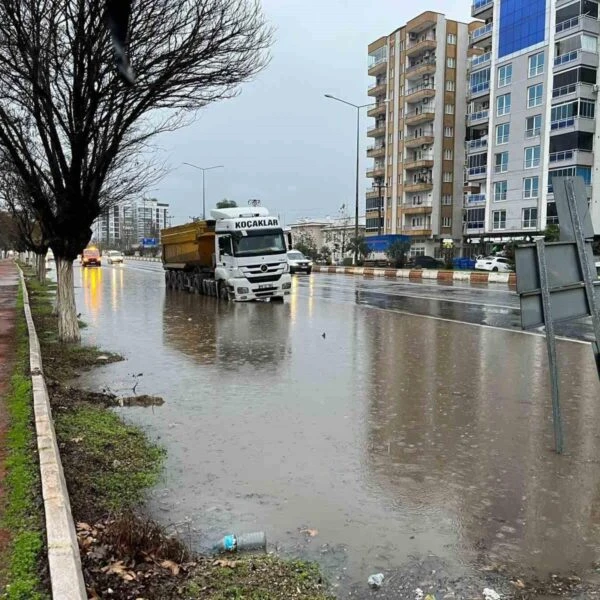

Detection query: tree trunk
xmin=36 ymin=252 xmax=46 ymax=283
xmin=56 ymin=257 xmax=80 ymax=343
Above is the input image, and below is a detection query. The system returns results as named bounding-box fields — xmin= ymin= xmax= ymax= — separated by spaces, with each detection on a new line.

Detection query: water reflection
xmin=162 ymin=291 xmax=292 ymax=369
xmin=80 ymin=267 xmax=103 ymax=321
xmin=364 ymin=310 xmax=600 ymax=577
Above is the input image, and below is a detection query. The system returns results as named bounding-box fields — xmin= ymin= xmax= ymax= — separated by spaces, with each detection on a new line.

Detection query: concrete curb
xmin=17 ymin=267 xmax=87 ymax=600
xmin=312 ymin=265 xmax=517 ymax=287
xmin=124 ymin=256 xmax=161 ymax=262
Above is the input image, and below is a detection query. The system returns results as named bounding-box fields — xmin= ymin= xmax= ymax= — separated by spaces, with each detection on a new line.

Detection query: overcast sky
xmin=156 ymin=0 xmax=472 ymax=225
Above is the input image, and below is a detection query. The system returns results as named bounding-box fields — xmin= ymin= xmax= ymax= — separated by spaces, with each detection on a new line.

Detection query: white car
xmin=287 ymin=250 xmax=312 ymax=274
xmin=475 ymin=255 xmax=512 ymax=272
xmin=106 ymin=250 xmax=124 ymax=265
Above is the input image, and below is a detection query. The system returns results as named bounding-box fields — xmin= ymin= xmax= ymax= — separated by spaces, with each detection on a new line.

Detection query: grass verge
xmin=2 ymin=284 xmax=48 ymax=599
xmin=23 ymin=268 xmax=333 ymax=599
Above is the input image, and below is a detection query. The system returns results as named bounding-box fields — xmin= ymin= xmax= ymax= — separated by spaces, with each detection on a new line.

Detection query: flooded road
xmin=75 ymin=263 xmax=600 ymax=595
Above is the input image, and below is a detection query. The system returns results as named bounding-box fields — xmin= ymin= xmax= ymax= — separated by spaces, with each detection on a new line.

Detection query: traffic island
xmin=22 ymin=267 xmax=334 ymax=599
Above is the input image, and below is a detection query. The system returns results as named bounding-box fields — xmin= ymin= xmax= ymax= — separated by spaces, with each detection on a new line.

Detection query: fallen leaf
xmin=102 ymin=560 xmax=137 ymax=581
xmin=160 ymin=559 xmax=180 ymax=576
xmin=213 ymin=559 xmax=238 ymax=568
xmin=70 ymin=437 xmax=84 ymax=443
xmin=77 ymin=522 xmax=92 ymax=531
xmin=299 ymin=528 xmax=319 ymax=537
xmin=511 ymin=579 xmax=526 ymax=589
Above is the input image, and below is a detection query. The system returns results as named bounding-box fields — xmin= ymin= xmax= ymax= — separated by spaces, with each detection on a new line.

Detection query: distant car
xmin=107 ymin=250 xmax=124 ymax=264
xmin=287 ymin=250 xmax=312 ymax=274
xmin=81 ymin=247 xmax=101 ymax=267
xmin=409 ymin=256 xmax=444 ymax=269
xmin=475 ymin=256 xmax=512 ymax=272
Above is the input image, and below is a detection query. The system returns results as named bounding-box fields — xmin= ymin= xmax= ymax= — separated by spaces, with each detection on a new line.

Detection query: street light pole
xmin=182 ymin=163 xmax=224 ymax=219
xmin=325 ymin=94 xmax=370 ymax=265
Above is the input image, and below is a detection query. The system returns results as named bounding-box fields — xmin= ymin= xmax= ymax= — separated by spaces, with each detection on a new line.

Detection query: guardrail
xmin=125 ymin=256 xmax=161 ymax=262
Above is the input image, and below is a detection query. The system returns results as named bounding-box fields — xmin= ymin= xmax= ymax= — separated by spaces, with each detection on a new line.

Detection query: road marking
xmin=295 ymin=291 xmax=591 ymax=345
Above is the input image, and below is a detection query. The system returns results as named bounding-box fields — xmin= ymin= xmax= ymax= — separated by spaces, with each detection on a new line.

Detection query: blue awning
xmin=365 ymin=235 xmax=411 ymax=253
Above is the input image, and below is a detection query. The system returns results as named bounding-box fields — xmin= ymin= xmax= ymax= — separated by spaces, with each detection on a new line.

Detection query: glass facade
xmin=499 ymin=0 xmax=548 ymax=58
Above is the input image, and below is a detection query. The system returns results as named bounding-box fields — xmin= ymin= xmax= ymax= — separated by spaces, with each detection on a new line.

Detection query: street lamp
xmin=182 ymin=163 xmax=224 ymax=220
xmin=324 ymin=94 xmax=371 ymax=265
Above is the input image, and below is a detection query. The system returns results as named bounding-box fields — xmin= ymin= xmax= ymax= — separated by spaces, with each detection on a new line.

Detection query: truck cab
xmin=212 ymin=207 xmax=292 ymax=301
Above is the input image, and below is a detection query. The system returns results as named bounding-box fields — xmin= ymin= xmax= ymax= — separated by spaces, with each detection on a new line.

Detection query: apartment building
xmin=92 ymin=198 xmax=170 ymax=248
xmin=465 ymin=0 xmax=600 ymax=243
xmin=366 ymin=12 xmax=470 ymax=256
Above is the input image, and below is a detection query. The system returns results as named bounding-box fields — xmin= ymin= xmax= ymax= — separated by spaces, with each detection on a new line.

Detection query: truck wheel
xmin=218 ymin=281 xmax=230 ymax=301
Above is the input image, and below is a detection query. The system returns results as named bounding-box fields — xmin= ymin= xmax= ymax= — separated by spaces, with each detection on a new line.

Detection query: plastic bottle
xmin=213 ymin=531 xmax=267 ymax=553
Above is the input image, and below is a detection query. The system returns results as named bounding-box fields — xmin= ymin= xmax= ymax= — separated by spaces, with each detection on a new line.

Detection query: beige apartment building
xmin=366 ymin=11 xmax=471 ymax=256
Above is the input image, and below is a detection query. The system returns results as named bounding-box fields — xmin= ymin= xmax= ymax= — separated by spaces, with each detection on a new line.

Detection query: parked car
xmin=81 ymin=247 xmax=101 ymax=267
xmin=475 ymin=256 xmax=512 ymax=272
xmin=107 ymin=250 xmax=124 ymax=264
xmin=287 ymin=250 xmax=312 ymax=274
xmin=408 ymin=256 xmax=444 ymax=269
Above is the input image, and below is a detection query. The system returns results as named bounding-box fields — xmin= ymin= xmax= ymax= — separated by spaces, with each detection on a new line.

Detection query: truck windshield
xmin=233 ymin=229 xmax=286 ymax=257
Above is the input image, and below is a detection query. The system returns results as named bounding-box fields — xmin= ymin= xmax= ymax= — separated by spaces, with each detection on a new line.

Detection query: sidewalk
xmin=0 ymin=260 xmax=19 ymax=546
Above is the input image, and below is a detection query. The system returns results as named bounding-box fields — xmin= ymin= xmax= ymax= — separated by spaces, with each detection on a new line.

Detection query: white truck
xmin=161 ymin=206 xmax=292 ymax=302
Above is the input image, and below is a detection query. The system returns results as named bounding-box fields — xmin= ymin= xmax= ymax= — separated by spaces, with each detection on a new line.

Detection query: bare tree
xmin=0 ymin=0 xmax=271 ymax=341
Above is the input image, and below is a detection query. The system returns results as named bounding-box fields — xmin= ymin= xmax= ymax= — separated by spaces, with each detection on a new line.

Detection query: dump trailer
xmin=161 ymin=207 xmax=291 ymax=302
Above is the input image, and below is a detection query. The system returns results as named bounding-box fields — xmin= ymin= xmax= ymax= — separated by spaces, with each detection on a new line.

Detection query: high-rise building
xmin=91 ymin=198 xmax=170 ymax=248
xmin=366 ymin=12 xmax=471 ymax=256
xmin=465 ymin=0 xmax=600 ymax=244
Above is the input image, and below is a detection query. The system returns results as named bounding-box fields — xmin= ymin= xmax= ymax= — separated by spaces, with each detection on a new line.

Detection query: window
xmin=581 ymin=99 xmax=595 ymax=118
xmin=445 ymin=104 xmax=454 ymax=114
xmin=525 ymin=115 xmax=542 ymax=138
xmin=496 ymin=93 xmax=511 ymax=116
xmin=494 ymin=181 xmax=507 ymax=202
xmin=496 ymin=123 xmax=510 ymax=145
xmin=495 ymin=151 xmax=509 ymax=173
xmin=524 ymin=176 xmax=539 ymax=198
xmin=444 ymin=126 xmax=454 ymax=137
xmin=391 ymin=44 xmax=395 ymax=56
xmin=442 ymin=217 xmax=452 ymax=227
xmin=493 ymin=210 xmax=507 ymax=230
xmin=467 ymin=207 xmax=485 ymax=230
xmin=447 ymin=33 xmax=457 ymax=44
xmin=444 ymin=149 xmax=453 ymax=160
xmin=442 ymin=195 xmax=452 ymax=205
xmin=390 ymin=66 xmax=395 ymax=78
xmin=529 ymin=52 xmax=544 ymax=77
xmin=524 ymin=146 xmax=541 ymax=169
xmin=523 ymin=207 xmax=538 ymax=229
xmin=498 ymin=64 xmax=512 ymax=87
xmin=443 ymin=172 xmax=453 ymax=182
xmin=446 ymin=80 xmax=456 ymax=91
xmin=447 ymin=57 xmax=456 ymax=68
xmin=528 ymin=83 xmax=543 ymax=107
xmin=388 ymin=133 xmax=393 ymax=144
xmin=398 ymin=130 xmax=402 ymax=140
xmin=471 ymin=67 xmax=490 ymax=93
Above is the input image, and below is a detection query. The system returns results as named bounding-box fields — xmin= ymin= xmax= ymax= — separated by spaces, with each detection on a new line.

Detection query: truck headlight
xmin=237 ymin=287 xmax=249 ymax=294
xmin=283 ymin=263 xmax=289 ymax=273
xmin=282 ymin=282 xmax=292 ymax=290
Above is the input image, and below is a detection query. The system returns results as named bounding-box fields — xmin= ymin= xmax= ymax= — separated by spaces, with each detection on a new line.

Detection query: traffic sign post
xmin=515 ymin=177 xmax=600 ymax=453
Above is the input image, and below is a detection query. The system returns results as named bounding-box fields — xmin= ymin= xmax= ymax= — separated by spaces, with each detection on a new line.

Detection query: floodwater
xmin=75 ymin=263 xmax=600 ymax=594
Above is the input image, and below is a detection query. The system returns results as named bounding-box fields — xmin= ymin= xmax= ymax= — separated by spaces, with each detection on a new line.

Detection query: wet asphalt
xmin=72 ymin=262 xmax=600 ymax=598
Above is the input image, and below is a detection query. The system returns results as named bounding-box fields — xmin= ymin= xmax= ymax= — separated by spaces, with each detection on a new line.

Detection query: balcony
xmin=406 ymin=37 xmax=437 ymax=57
xmin=404 ymin=157 xmax=434 ymax=171
xmin=548 ymin=149 xmax=593 ymax=165
xmin=470 ymin=23 xmax=493 ymax=44
xmin=555 ymin=15 xmax=600 ymax=38
xmin=466 ymin=138 xmax=488 ymax=152
xmin=367 ymin=122 xmax=386 ymax=137
xmin=368 ymin=55 xmax=388 ymax=76
xmin=469 ymin=80 xmax=490 ymax=98
xmin=368 ymin=80 xmax=387 ymax=97
xmin=403 ymin=202 xmax=433 ymax=215
xmin=406 ymin=58 xmax=437 ymax=78
xmin=367 ymin=102 xmax=387 ymax=117
xmin=552 ymin=81 xmax=596 ymax=100
xmin=366 ymin=197 xmax=385 ymax=211
xmin=466 ymin=165 xmax=487 ymax=179
xmin=472 ymin=0 xmax=493 ymax=18
xmin=367 ymin=144 xmax=386 ymax=158
xmin=405 ymin=81 xmax=435 ymax=102
xmin=366 ymin=165 xmax=385 ymax=178
xmin=405 ymin=178 xmax=433 ymax=193
xmin=366 ymin=186 xmax=384 ymax=198
xmin=465 ymin=193 xmax=486 ymax=206
xmin=405 ymin=134 xmax=434 ymax=148
xmin=406 ymin=12 xmax=438 ymax=35
xmin=467 ymin=109 xmax=489 ymax=125
xmin=405 ymin=227 xmax=433 ymax=236
xmin=470 ymin=52 xmax=492 ymax=69
xmin=405 ymin=107 xmax=435 ymax=125
xmin=554 ymin=49 xmax=599 ymax=71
